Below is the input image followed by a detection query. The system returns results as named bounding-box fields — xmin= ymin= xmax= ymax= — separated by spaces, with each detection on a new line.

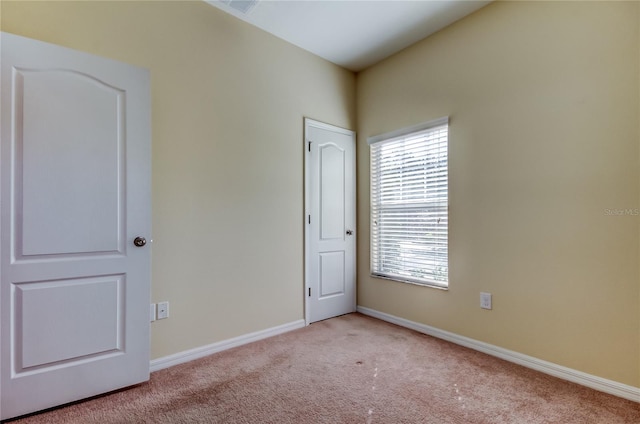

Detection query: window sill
xmin=370 ymin=273 xmax=449 ymax=291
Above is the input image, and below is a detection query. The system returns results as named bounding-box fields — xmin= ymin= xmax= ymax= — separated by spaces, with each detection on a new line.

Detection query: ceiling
xmin=206 ymin=0 xmax=491 ymax=72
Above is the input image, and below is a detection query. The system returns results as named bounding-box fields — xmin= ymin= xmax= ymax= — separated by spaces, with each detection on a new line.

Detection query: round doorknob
xmin=133 ymin=236 xmax=147 ymax=247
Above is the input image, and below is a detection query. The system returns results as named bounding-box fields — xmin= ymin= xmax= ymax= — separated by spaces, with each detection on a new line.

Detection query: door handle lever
xmin=346 ymin=230 xmax=353 ymax=236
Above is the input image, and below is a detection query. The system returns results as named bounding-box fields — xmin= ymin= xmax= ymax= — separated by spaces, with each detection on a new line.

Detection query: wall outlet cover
xmin=157 ymin=301 xmax=169 ymax=319
xmin=480 ymin=292 xmax=492 ymax=310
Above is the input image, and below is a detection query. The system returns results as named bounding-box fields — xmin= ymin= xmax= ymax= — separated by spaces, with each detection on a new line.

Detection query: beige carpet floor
xmin=7 ymin=313 xmax=640 ymax=423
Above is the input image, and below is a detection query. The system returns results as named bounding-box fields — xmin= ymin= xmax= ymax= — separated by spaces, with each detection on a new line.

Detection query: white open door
xmin=304 ymin=119 xmax=356 ymax=323
xmin=0 ymin=32 xmax=151 ymax=420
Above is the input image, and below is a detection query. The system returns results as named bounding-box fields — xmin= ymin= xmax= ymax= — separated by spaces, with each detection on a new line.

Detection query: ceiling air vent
xmin=219 ymin=0 xmax=259 ymax=15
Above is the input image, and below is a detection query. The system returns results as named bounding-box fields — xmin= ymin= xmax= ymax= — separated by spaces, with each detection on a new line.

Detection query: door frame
xmin=303 ymin=117 xmax=356 ymax=325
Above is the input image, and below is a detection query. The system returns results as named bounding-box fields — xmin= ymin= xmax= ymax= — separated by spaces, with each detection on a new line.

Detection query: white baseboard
xmin=357 ymin=306 xmax=640 ymax=403
xmin=150 ymin=319 xmax=306 ymax=372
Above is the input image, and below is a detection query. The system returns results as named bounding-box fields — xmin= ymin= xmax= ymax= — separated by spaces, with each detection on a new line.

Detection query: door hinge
xmin=308 ymin=287 xmax=311 ymax=297
xmin=308 ymin=141 xmax=311 ymax=152
xmin=308 ymin=214 xmax=311 ymax=224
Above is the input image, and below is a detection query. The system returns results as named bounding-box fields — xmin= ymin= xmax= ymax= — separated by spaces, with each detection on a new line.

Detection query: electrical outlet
xmin=157 ymin=301 xmax=169 ymax=319
xmin=480 ymin=292 xmax=492 ymax=310
xmin=150 ymin=303 xmax=156 ymax=322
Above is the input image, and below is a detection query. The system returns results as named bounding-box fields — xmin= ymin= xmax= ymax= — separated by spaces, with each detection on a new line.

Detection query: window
xmin=369 ymin=117 xmax=448 ymax=288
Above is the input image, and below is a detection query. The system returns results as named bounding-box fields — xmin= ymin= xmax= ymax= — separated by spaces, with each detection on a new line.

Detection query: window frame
xmin=368 ymin=117 xmax=449 ymax=289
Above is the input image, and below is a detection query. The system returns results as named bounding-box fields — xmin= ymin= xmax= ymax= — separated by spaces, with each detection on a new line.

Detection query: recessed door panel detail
xmin=13 ymin=69 xmax=125 ymax=258
xmin=12 ymin=275 xmax=124 ymax=374
xmin=319 ymin=251 xmax=345 ymax=298
xmin=319 ymin=143 xmax=345 ymax=241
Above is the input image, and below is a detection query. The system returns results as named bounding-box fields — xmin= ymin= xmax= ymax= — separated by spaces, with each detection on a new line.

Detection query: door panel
xmin=1 ymin=32 xmax=151 ymax=420
xmin=17 ymin=69 xmax=124 ymax=257
xmin=320 ymin=144 xmax=345 ymax=240
xmin=305 ymin=119 xmax=355 ymax=323
xmin=17 ymin=276 xmax=123 ymax=370
xmin=319 ymin=251 xmax=345 ymax=297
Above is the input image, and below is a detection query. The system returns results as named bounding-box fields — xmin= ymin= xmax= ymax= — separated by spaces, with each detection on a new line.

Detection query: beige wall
xmin=0 ymin=0 xmax=356 ymax=359
xmin=357 ymin=1 xmax=640 ymax=387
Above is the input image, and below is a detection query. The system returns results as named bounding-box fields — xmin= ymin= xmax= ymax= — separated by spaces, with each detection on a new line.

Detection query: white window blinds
xmin=369 ymin=118 xmax=448 ymax=288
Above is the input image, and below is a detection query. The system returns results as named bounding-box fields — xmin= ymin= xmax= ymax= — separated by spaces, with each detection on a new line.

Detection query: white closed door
xmin=305 ymin=119 xmax=356 ymax=323
xmin=0 ymin=32 xmax=151 ymax=420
